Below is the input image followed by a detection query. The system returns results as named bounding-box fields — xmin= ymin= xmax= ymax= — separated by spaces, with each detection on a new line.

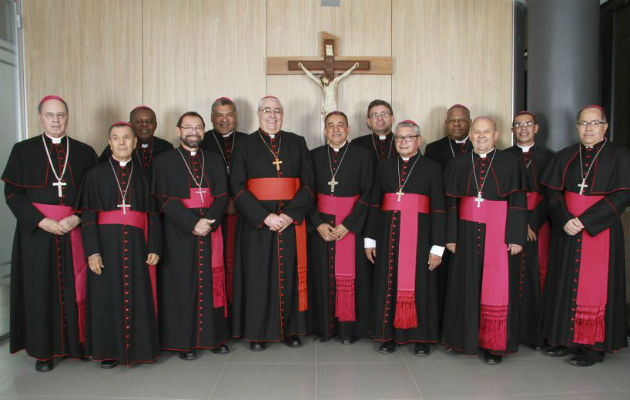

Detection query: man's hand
xmin=38 ymin=217 xmax=66 ymax=235
xmin=278 ymin=213 xmax=294 ymax=232
xmin=446 ymin=243 xmax=456 ymax=253
xmin=332 ymin=224 xmax=350 ymax=241
xmin=563 ymin=217 xmax=584 ymax=236
xmin=317 ymin=223 xmax=336 ymax=242
xmin=146 ymin=253 xmax=160 ymax=265
xmin=427 ymin=253 xmax=442 ymax=271
xmin=527 ymin=225 xmax=537 ymax=242
xmin=365 ymin=247 xmax=376 ymax=264
xmin=58 ymin=215 xmax=81 ymax=233
xmin=88 ymin=253 xmax=104 ymax=275
xmin=507 ymin=243 xmax=523 ymax=255
xmin=264 ymin=213 xmax=285 ymax=231
xmin=226 ymin=199 xmax=237 ymax=215
xmin=192 ymin=218 xmax=215 ymax=236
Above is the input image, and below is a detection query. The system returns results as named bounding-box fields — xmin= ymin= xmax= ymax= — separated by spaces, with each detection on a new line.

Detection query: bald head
xmin=469 ymin=116 xmax=498 ymax=154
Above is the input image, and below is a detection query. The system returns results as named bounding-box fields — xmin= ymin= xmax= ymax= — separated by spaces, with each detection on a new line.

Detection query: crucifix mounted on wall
xmin=266 ymin=32 xmax=393 ymax=121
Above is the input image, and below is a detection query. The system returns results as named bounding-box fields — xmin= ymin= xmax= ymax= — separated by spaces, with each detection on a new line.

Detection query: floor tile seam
xmin=508 ymin=388 xmax=627 ymax=398
xmin=590 ymin=368 xmax=627 ymax=393
xmin=225 ymin=361 xmax=316 ymax=365
xmin=316 ymin=361 xmax=407 ymax=366
xmin=400 ymin=352 xmax=424 ymax=400
xmin=207 ymin=360 xmax=228 ymax=400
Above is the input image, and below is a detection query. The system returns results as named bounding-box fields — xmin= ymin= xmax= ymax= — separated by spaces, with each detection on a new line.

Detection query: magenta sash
xmin=527 ymin=192 xmax=550 ymax=292
xmin=381 ymin=192 xmax=430 ymax=329
xmin=33 ymin=202 xmax=87 ymax=344
xmin=459 ymin=196 xmax=509 ymax=351
xmin=97 ymin=210 xmax=157 ymax=317
xmin=564 ymin=191 xmax=608 ymax=345
xmin=181 ymin=188 xmax=227 ymax=316
xmin=317 ymin=194 xmax=359 ymax=322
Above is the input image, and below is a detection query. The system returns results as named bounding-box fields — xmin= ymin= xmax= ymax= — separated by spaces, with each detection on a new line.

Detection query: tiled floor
xmin=0 ymin=338 xmax=628 ymax=400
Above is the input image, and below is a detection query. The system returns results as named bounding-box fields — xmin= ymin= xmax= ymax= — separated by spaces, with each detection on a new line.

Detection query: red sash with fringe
xmin=527 ymin=192 xmax=550 ymax=291
xmin=317 ymin=194 xmax=359 ymax=321
xmin=459 ymin=196 xmax=509 ymax=351
xmin=381 ymin=192 xmax=430 ymax=329
xmin=97 ymin=209 xmax=157 ymax=316
xmin=247 ymin=177 xmax=308 ymax=311
xmin=33 ymin=202 xmax=87 ymax=344
xmin=181 ymin=188 xmax=227 ymax=316
xmin=564 ymin=191 xmax=608 ymax=345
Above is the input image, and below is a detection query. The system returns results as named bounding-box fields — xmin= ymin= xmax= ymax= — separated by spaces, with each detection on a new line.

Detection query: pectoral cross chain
xmin=195 ymin=187 xmax=206 ymax=202
xmin=117 ymin=199 xmax=131 ymax=215
xmin=52 ymin=180 xmax=66 ymax=198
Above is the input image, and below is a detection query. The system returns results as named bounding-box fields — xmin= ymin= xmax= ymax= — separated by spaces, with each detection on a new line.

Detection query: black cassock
xmin=99 ymin=136 xmax=173 ymax=169
xmin=307 ymin=143 xmax=374 ymax=341
xmin=442 ymin=149 xmax=527 ymax=355
xmin=2 ymin=134 xmax=98 ymax=360
xmin=78 ymin=159 xmax=160 ymax=364
xmin=351 ymin=132 xmax=399 ymax=166
xmin=365 ymin=153 xmax=445 ymax=344
xmin=505 ymin=144 xmax=554 ymax=347
xmin=540 ymin=140 xmax=629 ymax=353
xmin=231 ymin=130 xmax=314 ymax=342
xmin=151 ymin=147 xmax=229 ymax=351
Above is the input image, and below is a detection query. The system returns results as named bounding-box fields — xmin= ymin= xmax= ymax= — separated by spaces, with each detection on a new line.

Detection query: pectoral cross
xmin=396 ymin=188 xmax=405 ymax=202
xmin=52 ymin=180 xmax=66 ymax=197
xmin=117 ymin=199 xmax=131 ymax=215
xmin=272 ymin=157 xmax=283 ymax=172
xmin=195 ymin=187 xmax=207 ymax=202
xmin=474 ymin=192 xmax=484 ymax=208
xmin=577 ymin=180 xmax=588 ymax=195
xmin=328 ymin=177 xmax=338 ymax=193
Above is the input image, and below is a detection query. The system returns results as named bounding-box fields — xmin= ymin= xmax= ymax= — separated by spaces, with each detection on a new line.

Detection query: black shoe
xmin=528 ymin=344 xmax=545 ymax=351
xmin=35 ymin=360 xmax=54 ymax=372
xmin=284 ymin=336 xmax=302 ymax=348
xmin=414 ymin=343 xmax=431 ymax=357
xmin=178 ymin=350 xmax=197 ymax=360
xmin=249 ymin=341 xmax=266 ymax=351
xmin=483 ymin=350 xmax=502 ymax=365
xmin=211 ymin=344 xmax=230 ymax=354
xmin=544 ymin=345 xmax=568 ymax=357
xmin=568 ymin=356 xmax=598 ymax=367
xmin=378 ymin=341 xmax=397 ymax=354
xmin=100 ymin=360 xmax=118 ymax=369
xmin=340 ymin=337 xmax=355 ymax=345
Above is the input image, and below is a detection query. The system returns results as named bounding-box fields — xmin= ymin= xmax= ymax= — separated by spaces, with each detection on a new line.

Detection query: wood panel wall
xmin=23 ymin=0 xmax=514 ymax=153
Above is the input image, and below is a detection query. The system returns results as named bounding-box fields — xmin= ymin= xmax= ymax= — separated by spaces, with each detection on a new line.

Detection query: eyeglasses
xmin=259 ymin=108 xmax=283 ymax=115
xmin=394 ymin=135 xmax=419 ymax=143
xmin=43 ymin=112 xmax=66 ymax=120
xmin=446 ymin=118 xmax=468 ymax=124
xmin=369 ymin=112 xmax=391 ymax=119
xmin=180 ymin=126 xmax=204 ymax=132
xmin=513 ymin=121 xmax=535 ymax=128
xmin=577 ymin=120 xmax=606 ymax=128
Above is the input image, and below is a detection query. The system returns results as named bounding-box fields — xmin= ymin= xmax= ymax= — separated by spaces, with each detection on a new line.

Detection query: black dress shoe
xmin=178 ymin=350 xmax=197 ymax=360
xmin=528 ymin=344 xmax=545 ymax=351
xmin=378 ymin=341 xmax=397 ymax=354
xmin=483 ymin=350 xmax=502 ymax=365
xmin=35 ymin=360 xmax=54 ymax=372
xmin=211 ymin=344 xmax=230 ymax=354
xmin=249 ymin=341 xmax=266 ymax=351
xmin=568 ymin=356 xmax=598 ymax=367
xmin=544 ymin=345 xmax=568 ymax=357
xmin=414 ymin=343 xmax=431 ymax=356
xmin=284 ymin=336 xmax=302 ymax=348
xmin=100 ymin=360 xmax=119 ymax=369
xmin=340 ymin=337 xmax=355 ymax=345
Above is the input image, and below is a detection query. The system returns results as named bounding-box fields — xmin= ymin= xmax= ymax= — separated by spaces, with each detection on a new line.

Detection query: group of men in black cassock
xmin=3 ymin=93 xmax=628 ymax=373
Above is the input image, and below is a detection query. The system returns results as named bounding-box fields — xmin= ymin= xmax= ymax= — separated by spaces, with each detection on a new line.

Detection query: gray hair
xmin=394 ymin=120 xmax=421 ymax=136
xmin=257 ymin=96 xmax=283 ymax=111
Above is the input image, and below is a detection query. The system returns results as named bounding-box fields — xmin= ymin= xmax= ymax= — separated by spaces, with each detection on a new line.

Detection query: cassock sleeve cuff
xmin=364 ymin=238 xmax=376 ymax=248
xmin=430 ymin=245 xmax=445 ymax=257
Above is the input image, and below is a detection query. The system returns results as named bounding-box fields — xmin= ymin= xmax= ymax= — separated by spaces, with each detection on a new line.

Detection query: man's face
xmin=367 ymin=105 xmax=393 ymax=135
xmin=257 ymin=98 xmax=283 ymax=135
xmin=577 ymin=108 xmax=608 ymax=147
xmin=39 ymin=99 xmax=68 ymax=138
xmin=177 ymin=115 xmax=205 ymax=148
xmin=394 ymin=126 xmax=422 ymax=158
xmin=211 ymin=104 xmax=237 ymax=135
xmin=445 ymin=107 xmax=471 ymax=140
xmin=109 ymin=126 xmax=137 ymax=160
xmin=324 ymin=115 xmax=349 ymax=147
xmin=470 ymin=118 xmax=498 ymax=154
xmin=130 ymin=109 xmax=157 ymax=143
xmin=512 ymin=114 xmax=539 ymax=146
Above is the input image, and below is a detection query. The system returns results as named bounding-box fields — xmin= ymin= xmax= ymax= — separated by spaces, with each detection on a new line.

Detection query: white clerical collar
xmin=329 ymin=141 xmax=347 ymax=152
xmin=220 ymin=131 xmax=234 ymax=138
xmin=141 ymin=143 xmax=149 ymax=148
xmin=476 ymin=148 xmax=495 ymax=158
xmin=190 ymin=151 xmax=197 ymax=156
xmin=374 ymin=132 xmax=390 ymax=140
xmin=517 ymin=143 xmax=534 ymax=152
xmin=45 ymin=133 xmax=65 ymax=144
xmin=401 ymin=152 xmax=419 ymax=161
xmin=454 ymin=137 xmax=468 ymax=144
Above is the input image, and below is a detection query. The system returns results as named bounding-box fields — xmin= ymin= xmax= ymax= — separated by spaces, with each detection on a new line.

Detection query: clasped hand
xmin=38 ymin=215 xmax=80 ymax=235
xmin=193 ymin=218 xmax=216 ymax=236
xmin=264 ymin=213 xmax=293 ymax=232
xmin=317 ymin=223 xmax=349 ymax=242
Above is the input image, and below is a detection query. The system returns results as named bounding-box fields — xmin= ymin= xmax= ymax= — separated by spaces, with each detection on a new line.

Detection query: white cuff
xmin=364 ymin=238 xmax=376 ymax=248
xmin=430 ymin=245 xmax=445 ymax=257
